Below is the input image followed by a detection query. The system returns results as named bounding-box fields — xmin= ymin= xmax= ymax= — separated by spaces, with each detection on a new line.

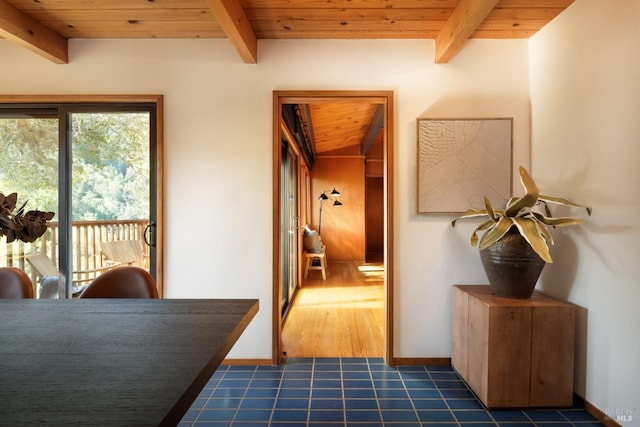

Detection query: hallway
xmin=281 ymin=260 xmax=384 ymax=358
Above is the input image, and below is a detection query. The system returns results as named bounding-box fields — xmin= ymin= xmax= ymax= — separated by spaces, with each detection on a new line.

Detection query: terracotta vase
xmin=479 ymin=228 xmax=546 ymax=299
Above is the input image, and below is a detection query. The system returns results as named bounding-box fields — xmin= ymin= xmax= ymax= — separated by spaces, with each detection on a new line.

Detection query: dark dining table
xmin=0 ymin=298 xmax=259 ymax=426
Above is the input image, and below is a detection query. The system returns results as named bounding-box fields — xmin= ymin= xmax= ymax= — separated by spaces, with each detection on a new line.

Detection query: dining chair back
xmin=0 ymin=267 xmax=35 ymax=298
xmin=78 ymin=266 xmax=158 ymax=298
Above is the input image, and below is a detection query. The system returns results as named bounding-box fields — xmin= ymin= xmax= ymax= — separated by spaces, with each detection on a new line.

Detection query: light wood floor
xmin=281 ymin=259 xmax=384 ymax=358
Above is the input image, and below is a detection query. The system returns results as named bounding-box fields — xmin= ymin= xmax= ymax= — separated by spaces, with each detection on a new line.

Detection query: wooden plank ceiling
xmin=0 ymin=0 xmax=575 ymax=161
xmin=0 ymin=0 xmax=575 ymax=65
xmin=291 ymin=100 xmax=384 ymax=174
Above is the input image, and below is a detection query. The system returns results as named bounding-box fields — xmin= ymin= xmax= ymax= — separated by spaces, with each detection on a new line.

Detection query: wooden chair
xmin=25 ymin=253 xmax=112 ymax=298
xmin=25 ymin=253 xmax=61 ymax=298
xmin=100 ymin=240 xmax=146 ymax=268
xmin=0 ymin=267 xmax=34 ymax=298
xmin=78 ymin=266 xmax=158 ymax=298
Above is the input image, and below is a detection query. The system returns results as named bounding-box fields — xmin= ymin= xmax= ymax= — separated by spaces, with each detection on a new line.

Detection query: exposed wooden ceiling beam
xmin=361 ymin=105 xmax=384 ymax=156
xmin=434 ymin=0 xmax=500 ymax=64
xmin=206 ymin=0 xmax=258 ymax=64
xmin=0 ymin=0 xmax=68 ymax=64
xmin=300 ymin=104 xmax=316 ymax=155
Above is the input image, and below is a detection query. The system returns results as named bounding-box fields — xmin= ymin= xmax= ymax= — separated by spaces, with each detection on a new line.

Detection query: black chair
xmin=78 ymin=266 xmax=158 ymax=298
xmin=0 ymin=267 xmax=35 ymax=298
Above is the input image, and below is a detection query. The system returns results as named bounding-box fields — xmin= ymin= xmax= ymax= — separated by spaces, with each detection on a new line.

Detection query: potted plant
xmin=0 ymin=192 xmax=55 ymax=243
xmin=451 ymin=166 xmax=591 ymax=298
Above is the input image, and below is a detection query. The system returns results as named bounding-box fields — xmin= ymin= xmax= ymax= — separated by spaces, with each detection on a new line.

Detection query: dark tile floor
xmin=178 ymin=357 xmax=603 ymax=427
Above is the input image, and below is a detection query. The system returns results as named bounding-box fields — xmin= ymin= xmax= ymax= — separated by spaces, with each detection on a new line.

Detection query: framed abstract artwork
xmin=416 ymin=118 xmax=513 ymax=214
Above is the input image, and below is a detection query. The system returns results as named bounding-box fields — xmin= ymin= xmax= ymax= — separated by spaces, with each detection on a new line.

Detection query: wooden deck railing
xmin=1 ymin=219 xmax=149 ymax=283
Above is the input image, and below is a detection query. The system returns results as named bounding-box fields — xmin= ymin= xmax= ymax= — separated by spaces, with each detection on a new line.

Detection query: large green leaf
xmin=478 ymin=217 xmax=514 ymax=250
xmin=531 ymin=211 xmax=586 ymax=227
xmin=505 ymin=196 xmax=519 ymax=210
xmin=512 ymin=217 xmax=552 ymax=263
xmin=534 ymin=219 xmax=553 ymax=246
xmin=470 ymin=220 xmax=494 ymax=246
xmin=539 ymin=194 xmax=592 ymax=215
xmin=505 ymin=166 xmax=540 ymax=216
xmin=483 ymin=197 xmax=497 ymax=221
xmin=451 ymin=209 xmax=489 ymax=227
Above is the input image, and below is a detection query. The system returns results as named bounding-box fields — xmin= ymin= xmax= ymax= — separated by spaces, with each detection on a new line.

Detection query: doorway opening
xmin=272 ymin=90 xmax=394 ymax=364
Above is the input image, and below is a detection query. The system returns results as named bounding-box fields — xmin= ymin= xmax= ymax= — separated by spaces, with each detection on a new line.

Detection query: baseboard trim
xmin=389 ymin=357 xmax=452 ymax=366
xmin=222 ymin=357 xmax=453 ymax=366
xmin=578 ymin=396 xmax=623 ymax=427
xmin=222 ymin=358 xmax=273 ymax=366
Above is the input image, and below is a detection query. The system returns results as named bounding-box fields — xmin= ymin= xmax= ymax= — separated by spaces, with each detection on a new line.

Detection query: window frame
xmin=0 ymin=95 xmax=164 ymax=297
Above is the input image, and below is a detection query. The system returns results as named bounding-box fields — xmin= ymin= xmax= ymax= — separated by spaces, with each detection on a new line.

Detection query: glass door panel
xmin=0 ymin=112 xmax=60 ymax=298
xmin=280 ymin=141 xmax=299 ymax=319
xmin=69 ymin=112 xmax=155 ymax=293
xmin=287 ymin=144 xmax=299 ymax=304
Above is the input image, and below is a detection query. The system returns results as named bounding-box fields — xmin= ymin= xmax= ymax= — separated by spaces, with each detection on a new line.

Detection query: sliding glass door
xmin=0 ymin=109 xmax=59 ymax=294
xmin=280 ymin=141 xmax=299 ymax=318
xmin=0 ymin=102 xmax=159 ymax=298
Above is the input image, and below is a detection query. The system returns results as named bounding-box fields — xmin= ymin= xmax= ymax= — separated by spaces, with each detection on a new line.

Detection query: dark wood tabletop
xmin=0 ymin=298 xmax=259 ymax=426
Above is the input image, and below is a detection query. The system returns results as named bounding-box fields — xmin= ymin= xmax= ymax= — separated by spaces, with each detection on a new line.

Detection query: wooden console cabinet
xmin=452 ymin=285 xmax=575 ymax=408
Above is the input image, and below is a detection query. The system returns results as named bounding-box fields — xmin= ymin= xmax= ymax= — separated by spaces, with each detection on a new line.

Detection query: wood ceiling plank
xmin=59 ymin=31 xmax=224 ymax=38
xmin=310 ymin=102 xmax=378 ymax=154
xmin=41 ymin=22 xmax=222 ymax=33
xmin=472 ymin=29 xmax=535 ymax=38
xmin=0 ymin=0 xmax=68 ymax=63
xmin=27 ymin=9 xmax=214 ymax=21
xmin=256 ymin=30 xmax=442 ymax=39
xmin=245 ymin=8 xmax=451 ymax=21
xmin=43 ymin=25 xmax=225 ymax=40
xmin=485 ymin=7 xmax=569 ymax=21
xmin=252 ymin=19 xmax=444 ymax=32
xmin=435 ymin=0 xmax=500 ymax=64
xmin=207 ymin=0 xmax=258 ymax=63
xmin=242 ymin=0 xmax=458 ymax=8
xmin=476 ymin=20 xmax=552 ymax=31
xmin=5 ymin=0 xmax=208 ymax=10
xmin=495 ymin=0 xmax=574 ymax=7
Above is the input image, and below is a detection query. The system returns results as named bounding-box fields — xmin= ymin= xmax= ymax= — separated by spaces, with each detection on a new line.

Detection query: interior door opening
xmin=272 ymin=90 xmax=394 ymax=364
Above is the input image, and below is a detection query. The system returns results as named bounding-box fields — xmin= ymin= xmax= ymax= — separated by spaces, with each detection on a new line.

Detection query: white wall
xmin=0 ymin=37 xmax=530 ymax=360
xmin=4 ymin=3 xmax=635 ymax=414
xmin=530 ymin=0 xmax=640 ymax=420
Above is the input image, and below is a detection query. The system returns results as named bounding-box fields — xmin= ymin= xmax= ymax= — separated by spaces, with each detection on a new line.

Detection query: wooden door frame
xmin=272 ymin=90 xmax=394 ymax=364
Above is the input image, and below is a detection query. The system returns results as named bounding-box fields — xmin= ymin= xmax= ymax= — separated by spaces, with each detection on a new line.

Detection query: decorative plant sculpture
xmin=0 ymin=192 xmax=55 ymax=243
xmin=451 ymin=166 xmax=591 ymax=263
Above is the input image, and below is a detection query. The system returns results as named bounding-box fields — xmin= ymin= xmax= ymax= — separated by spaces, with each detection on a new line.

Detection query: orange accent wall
xmin=310 ymin=156 xmax=366 ymax=261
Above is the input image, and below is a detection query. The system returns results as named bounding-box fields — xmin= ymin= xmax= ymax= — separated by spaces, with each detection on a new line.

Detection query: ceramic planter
xmin=479 ymin=228 xmax=546 ymax=298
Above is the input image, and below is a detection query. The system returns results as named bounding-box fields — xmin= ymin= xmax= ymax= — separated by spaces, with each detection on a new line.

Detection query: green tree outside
xmin=0 ymin=113 xmax=149 ymax=221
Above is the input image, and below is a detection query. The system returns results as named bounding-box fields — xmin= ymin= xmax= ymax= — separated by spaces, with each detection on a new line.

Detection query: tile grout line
xmin=340 ymin=357 xmax=346 ymax=427
xmin=369 ymin=357 xmax=385 ymax=427
xmin=264 ymin=364 xmax=278 ymax=427
xmin=181 ymin=358 xmax=602 ymax=427
xmin=309 ymin=357 xmax=315 ymax=427
xmin=425 ymin=365 xmax=462 ymax=426
xmin=231 ymin=365 xmax=254 ymax=425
